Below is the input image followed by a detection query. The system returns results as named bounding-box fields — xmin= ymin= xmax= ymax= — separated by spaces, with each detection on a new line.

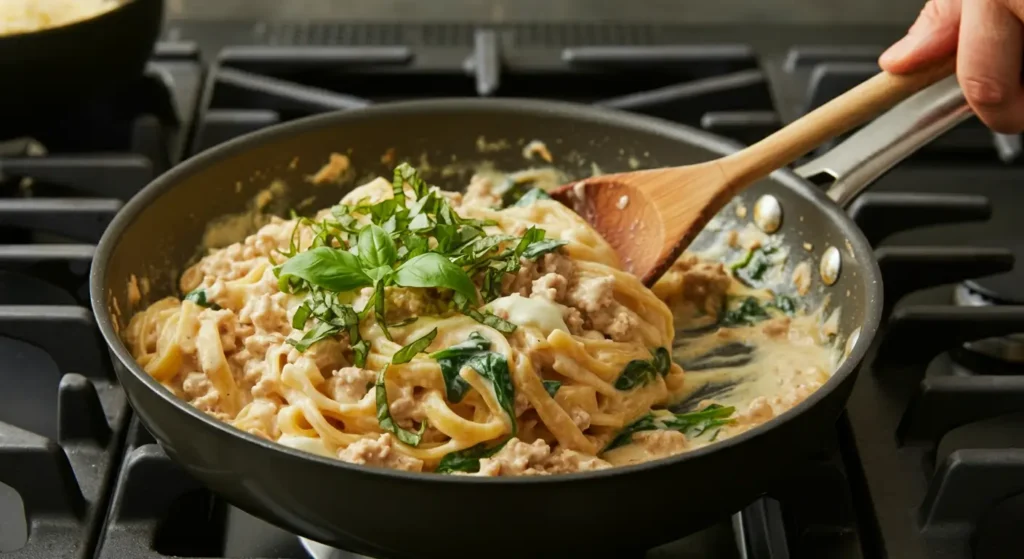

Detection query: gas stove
xmin=2 ymin=20 xmax=1023 ymax=559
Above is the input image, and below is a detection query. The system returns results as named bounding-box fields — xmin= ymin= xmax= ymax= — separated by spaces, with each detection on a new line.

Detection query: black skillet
xmin=90 ymin=76 xmax=971 ymax=558
xmin=0 ymin=0 xmax=164 ymax=122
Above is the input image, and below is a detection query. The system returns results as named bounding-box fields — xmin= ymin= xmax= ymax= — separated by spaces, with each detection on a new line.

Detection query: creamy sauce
xmin=487 ymin=294 xmax=570 ymax=335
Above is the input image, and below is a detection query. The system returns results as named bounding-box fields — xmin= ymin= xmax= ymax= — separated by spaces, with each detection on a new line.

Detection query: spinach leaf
xmin=464 ymin=351 xmax=517 ymax=430
xmin=429 ymin=332 xmax=491 ymax=403
xmin=357 ymin=224 xmax=397 ymax=269
xmin=392 ymin=328 xmax=438 ymax=365
xmin=183 ymin=288 xmax=220 ymax=310
xmin=394 ymin=252 xmax=479 ymax=304
xmin=731 ymin=246 xmax=777 ymax=287
xmin=720 ymin=297 xmax=771 ymax=327
xmin=278 ymin=247 xmax=372 ymax=293
xmin=428 ymin=332 xmax=517 ymax=431
xmin=513 ymin=188 xmax=552 ymax=207
xmin=613 ymin=347 xmax=672 ymax=390
xmin=604 ymin=404 xmax=737 ymax=452
xmin=374 ymin=367 xmax=427 ymax=446
xmin=771 ymin=294 xmax=797 ymax=314
xmin=542 ymin=380 xmax=562 ymax=398
xmin=435 ymin=438 xmax=510 ymax=474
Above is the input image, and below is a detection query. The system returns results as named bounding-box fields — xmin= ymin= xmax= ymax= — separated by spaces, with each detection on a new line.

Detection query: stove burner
xmin=963 ymin=242 xmax=1024 ymax=305
xmin=954 ymin=283 xmax=1024 ymax=363
xmin=300 ymin=537 xmax=374 ymax=559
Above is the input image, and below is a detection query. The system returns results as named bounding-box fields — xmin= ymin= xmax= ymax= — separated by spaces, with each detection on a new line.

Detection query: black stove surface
xmin=2 ymin=20 xmax=1023 ymax=559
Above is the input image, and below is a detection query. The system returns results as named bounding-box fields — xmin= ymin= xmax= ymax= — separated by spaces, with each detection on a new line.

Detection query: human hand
xmin=880 ymin=0 xmax=1024 ymax=133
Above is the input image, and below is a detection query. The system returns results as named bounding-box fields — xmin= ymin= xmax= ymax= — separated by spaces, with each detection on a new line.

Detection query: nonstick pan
xmin=90 ymin=76 xmax=971 ymax=559
xmin=0 ymin=0 xmax=164 ymax=120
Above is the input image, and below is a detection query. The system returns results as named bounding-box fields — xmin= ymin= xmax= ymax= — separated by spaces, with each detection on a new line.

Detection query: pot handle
xmin=793 ymin=74 xmax=973 ymax=209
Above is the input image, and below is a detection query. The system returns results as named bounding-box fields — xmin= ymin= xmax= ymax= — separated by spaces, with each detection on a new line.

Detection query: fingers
xmin=958 ymin=0 xmax=1024 ymax=133
xmin=880 ymin=0 xmax=961 ymax=73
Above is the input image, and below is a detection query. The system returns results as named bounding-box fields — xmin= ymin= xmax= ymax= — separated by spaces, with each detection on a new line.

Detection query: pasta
xmin=125 ymin=161 xmax=835 ymax=476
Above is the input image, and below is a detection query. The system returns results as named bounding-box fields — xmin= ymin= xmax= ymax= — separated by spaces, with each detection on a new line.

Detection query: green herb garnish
xmin=391 ymin=328 xmax=438 ymax=365
xmin=375 ymin=366 xmax=427 ymax=446
xmin=435 ymin=438 xmax=510 ymax=474
xmin=719 ymin=297 xmax=771 ymax=327
xmin=278 ymin=164 xmax=571 ymax=353
xmin=604 ymin=404 xmax=737 ymax=452
xmin=542 ymin=380 xmax=562 ymax=397
xmin=183 ymin=288 xmax=221 ymax=310
xmin=613 ymin=347 xmax=672 ymax=390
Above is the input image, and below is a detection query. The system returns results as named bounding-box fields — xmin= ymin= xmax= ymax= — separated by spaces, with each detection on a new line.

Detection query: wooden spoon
xmin=550 ymin=59 xmax=956 ymax=286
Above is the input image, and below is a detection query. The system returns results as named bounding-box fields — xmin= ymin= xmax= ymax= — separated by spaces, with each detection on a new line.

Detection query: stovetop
xmin=2 ymin=19 xmax=1023 ymax=559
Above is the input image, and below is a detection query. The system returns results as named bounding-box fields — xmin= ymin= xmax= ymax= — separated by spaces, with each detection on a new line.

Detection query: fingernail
xmin=880 ymin=35 xmax=915 ymax=66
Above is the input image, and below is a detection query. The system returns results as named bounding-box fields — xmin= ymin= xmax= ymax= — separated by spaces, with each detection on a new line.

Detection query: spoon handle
xmin=718 ymin=56 xmax=956 ymax=188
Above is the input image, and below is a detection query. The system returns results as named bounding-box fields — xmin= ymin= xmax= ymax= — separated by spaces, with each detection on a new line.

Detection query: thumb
xmin=880 ymin=0 xmax=961 ymax=73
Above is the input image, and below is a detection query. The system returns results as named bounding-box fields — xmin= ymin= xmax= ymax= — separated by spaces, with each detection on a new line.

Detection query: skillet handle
xmin=793 ymin=75 xmax=973 ymax=209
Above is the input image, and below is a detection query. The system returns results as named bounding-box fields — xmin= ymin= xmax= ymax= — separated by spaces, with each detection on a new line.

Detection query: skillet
xmin=0 ymin=0 xmax=164 ymax=123
xmin=90 ymin=76 xmax=970 ymax=558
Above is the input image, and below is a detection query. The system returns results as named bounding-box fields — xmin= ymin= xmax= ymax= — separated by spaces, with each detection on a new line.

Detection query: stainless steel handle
xmin=794 ymin=75 xmax=973 ymax=208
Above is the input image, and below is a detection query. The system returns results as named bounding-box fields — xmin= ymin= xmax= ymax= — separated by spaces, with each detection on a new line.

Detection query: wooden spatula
xmin=550 ymin=59 xmax=956 ymax=286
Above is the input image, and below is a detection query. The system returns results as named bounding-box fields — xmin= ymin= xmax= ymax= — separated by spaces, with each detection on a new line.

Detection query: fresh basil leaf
xmin=375 ymin=367 xmax=426 ymax=446
xmin=291 ymin=302 xmax=312 ymax=329
xmin=603 ymin=404 xmax=736 ymax=452
xmin=373 ymin=280 xmax=391 ymax=341
xmin=521 ymin=239 xmax=568 ymax=260
xmin=286 ymin=321 xmax=340 ymax=352
xmin=183 ymin=288 xmax=221 ymax=310
xmin=357 ymin=224 xmax=397 ymax=269
xmin=513 ymin=187 xmax=552 ymax=207
xmin=352 ymin=339 xmax=369 ymax=368
xmin=278 ymin=247 xmax=372 ymax=293
xmin=435 ymin=438 xmax=510 ymax=474
xmin=461 ymin=306 xmax=518 ymax=334
xmin=408 ymin=212 xmax=431 ymax=232
xmin=394 ymin=252 xmax=478 ymax=304
xmin=388 ymin=316 xmax=419 ymax=328
xmin=392 ymin=328 xmax=438 ymax=364
xmin=365 ymin=265 xmax=393 ymax=284
xmin=542 ymin=380 xmax=562 ymax=398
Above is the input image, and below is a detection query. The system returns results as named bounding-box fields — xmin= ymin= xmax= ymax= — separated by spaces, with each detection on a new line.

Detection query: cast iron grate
xmin=0 ymin=42 xmax=203 ymax=559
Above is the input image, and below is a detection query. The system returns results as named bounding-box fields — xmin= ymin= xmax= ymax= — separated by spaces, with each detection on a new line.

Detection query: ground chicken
xmin=325 ymin=367 xmax=376 ymax=404
xmin=337 ymin=434 xmax=424 ymax=472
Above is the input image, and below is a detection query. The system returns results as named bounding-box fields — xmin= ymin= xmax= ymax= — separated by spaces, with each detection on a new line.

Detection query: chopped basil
xmin=374 ymin=367 xmax=427 ymax=446
xmin=435 ymin=438 xmax=510 ymax=474
xmin=278 ymin=165 xmax=570 ymax=355
xmin=542 ymin=380 xmax=562 ymax=397
xmin=604 ymin=404 xmax=737 ymax=452
xmin=613 ymin=347 xmax=672 ymax=390
xmin=513 ymin=188 xmax=552 ymax=207
xmin=183 ymin=288 xmax=220 ymax=310
xmin=391 ymin=328 xmax=438 ymax=365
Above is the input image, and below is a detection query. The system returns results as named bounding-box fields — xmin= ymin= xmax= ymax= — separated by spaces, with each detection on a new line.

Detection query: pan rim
xmin=90 ymin=97 xmax=883 ymax=485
